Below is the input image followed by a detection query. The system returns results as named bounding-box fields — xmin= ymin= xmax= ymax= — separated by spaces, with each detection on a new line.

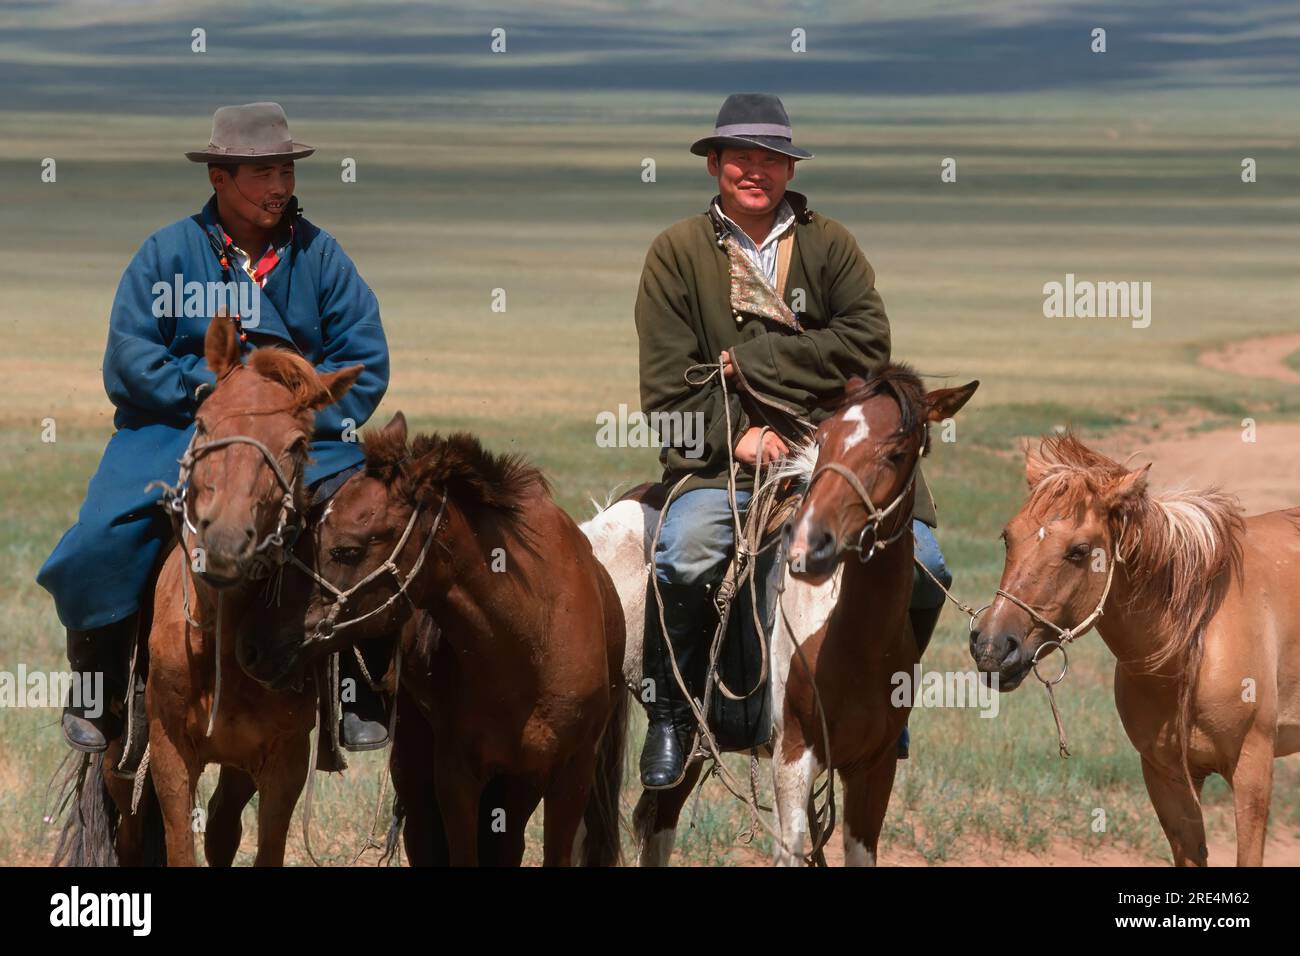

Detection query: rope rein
xmin=654 ymin=358 xmax=842 ymax=864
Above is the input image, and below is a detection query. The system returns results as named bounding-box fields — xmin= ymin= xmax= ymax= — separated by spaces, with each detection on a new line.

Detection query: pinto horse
xmin=971 ymin=433 xmax=1300 ymax=866
xmin=67 ymin=315 xmax=362 ymax=866
xmin=583 ymin=365 xmax=977 ymax=865
xmin=243 ymin=412 xmax=627 ymax=866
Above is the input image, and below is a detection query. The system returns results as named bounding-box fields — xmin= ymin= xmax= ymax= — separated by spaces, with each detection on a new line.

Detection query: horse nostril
xmin=198 ymin=518 xmax=211 ymax=533
xmin=969 ymin=628 xmax=981 ymax=650
xmin=1000 ymin=634 xmax=1021 ymax=664
xmin=810 ymin=529 xmax=835 ymax=560
xmin=244 ymin=526 xmax=256 ymax=541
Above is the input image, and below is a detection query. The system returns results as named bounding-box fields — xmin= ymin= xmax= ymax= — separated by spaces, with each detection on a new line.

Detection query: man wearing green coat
xmin=634 ymin=93 xmax=951 ymax=788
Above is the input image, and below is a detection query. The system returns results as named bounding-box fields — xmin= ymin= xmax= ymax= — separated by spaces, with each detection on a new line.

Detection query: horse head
xmin=184 ymin=314 xmax=361 ymax=587
xmin=785 ymin=365 xmax=977 ymax=582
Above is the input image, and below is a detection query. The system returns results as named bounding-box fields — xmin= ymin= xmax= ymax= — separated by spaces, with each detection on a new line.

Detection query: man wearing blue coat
xmin=38 ymin=103 xmax=392 ymax=757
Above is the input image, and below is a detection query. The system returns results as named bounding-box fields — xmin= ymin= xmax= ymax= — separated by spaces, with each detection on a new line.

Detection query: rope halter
xmin=288 ymin=492 xmax=448 ymax=644
xmin=805 ymin=453 xmax=920 ymax=563
xmin=147 ymin=428 xmax=308 ymax=580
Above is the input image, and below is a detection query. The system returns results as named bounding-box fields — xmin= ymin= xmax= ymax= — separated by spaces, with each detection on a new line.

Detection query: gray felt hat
xmin=690 ymin=93 xmax=813 ymax=160
xmin=185 ymin=102 xmax=315 ymax=163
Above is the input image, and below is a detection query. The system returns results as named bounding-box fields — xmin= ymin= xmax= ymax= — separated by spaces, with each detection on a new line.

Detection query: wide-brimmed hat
xmin=690 ymin=93 xmax=813 ymax=161
xmin=185 ymin=102 xmax=315 ymax=164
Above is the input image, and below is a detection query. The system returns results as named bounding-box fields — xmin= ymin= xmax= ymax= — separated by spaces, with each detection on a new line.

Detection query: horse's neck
xmin=1094 ymin=562 xmax=1173 ymax=675
xmin=830 ymin=543 xmax=913 ymax=657
xmin=186 ymin=564 xmax=254 ymax=650
xmin=411 ymin=498 xmax=499 ymax=644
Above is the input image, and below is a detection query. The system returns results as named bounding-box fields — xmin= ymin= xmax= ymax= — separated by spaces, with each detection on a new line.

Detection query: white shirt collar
xmin=713 ymin=198 xmax=795 ymax=251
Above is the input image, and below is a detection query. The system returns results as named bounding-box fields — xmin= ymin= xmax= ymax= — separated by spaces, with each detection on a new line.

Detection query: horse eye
xmin=1066 ymin=543 xmax=1091 ymax=562
xmin=329 ymin=546 xmax=364 ymax=565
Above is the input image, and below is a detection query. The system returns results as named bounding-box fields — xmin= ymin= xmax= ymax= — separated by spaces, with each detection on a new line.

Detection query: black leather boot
xmin=897 ymin=604 xmax=944 ymax=760
xmin=61 ymin=620 xmax=131 ymax=753
xmin=639 ymin=579 xmax=711 ymax=790
xmin=340 ymin=642 xmax=391 ymax=752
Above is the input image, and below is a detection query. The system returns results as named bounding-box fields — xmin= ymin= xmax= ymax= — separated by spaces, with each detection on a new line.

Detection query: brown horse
xmin=81 ymin=315 xmax=362 ymax=866
xmin=242 ymin=412 xmax=627 ymax=866
xmin=779 ymin=367 xmax=978 ymax=865
xmin=971 ymin=433 xmax=1300 ymax=866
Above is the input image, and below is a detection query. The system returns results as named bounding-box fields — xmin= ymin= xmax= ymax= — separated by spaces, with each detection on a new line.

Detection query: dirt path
xmin=1098 ymin=420 xmax=1300 ymax=515
xmin=1199 ymin=333 xmax=1300 ymax=385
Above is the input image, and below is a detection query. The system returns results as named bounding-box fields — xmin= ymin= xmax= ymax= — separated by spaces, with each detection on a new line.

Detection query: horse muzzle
xmin=969 ymin=626 xmax=1031 ymax=691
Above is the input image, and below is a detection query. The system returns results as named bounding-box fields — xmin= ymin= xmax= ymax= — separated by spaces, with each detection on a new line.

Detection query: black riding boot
xmin=340 ymin=641 xmax=391 ymax=752
xmin=897 ymin=604 xmax=944 ymax=760
xmin=61 ymin=619 xmax=132 ymax=753
xmin=639 ymin=579 xmax=712 ymax=790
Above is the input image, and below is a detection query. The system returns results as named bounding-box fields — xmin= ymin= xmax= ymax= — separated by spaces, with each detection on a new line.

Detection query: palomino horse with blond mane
xmin=971 ymin=433 xmax=1300 ymax=866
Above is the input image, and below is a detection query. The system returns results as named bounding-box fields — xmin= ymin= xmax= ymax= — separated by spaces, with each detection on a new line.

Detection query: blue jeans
xmin=655 ymin=488 xmax=949 ymax=609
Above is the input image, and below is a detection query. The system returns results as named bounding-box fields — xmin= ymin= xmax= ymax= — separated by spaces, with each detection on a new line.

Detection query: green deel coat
xmin=634 ymin=189 xmax=937 ymax=526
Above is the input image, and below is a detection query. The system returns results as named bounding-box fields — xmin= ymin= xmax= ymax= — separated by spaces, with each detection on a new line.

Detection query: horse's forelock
xmin=360 ymin=423 xmax=411 ymax=486
xmin=832 ymin=363 xmax=928 ymax=442
xmin=248 ymin=348 xmax=330 ymax=412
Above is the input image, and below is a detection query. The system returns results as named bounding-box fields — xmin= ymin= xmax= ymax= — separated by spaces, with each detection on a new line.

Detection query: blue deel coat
xmin=37 ymin=195 xmax=390 ymax=630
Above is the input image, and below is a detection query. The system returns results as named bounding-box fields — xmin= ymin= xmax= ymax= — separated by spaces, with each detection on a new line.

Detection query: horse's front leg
xmin=1228 ymin=728 xmax=1276 ymax=867
xmin=433 ymin=736 xmax=485 ymax=866
xmin=770 ymin=735 xmax=820 ymax=867
xmin=839 ymin=753 xmax=897 ymax=867
xmin=146 ymin=717 xmax=202 ymax=866
xmin=1139 ymin=756 xmax=1208 ymax=866
xmin=252 ymin=733 xmax=311 ymax=866
xmin=205 ymin=766 xmax=257 ymax=866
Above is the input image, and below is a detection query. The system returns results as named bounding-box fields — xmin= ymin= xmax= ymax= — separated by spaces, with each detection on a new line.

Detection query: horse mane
xmin=360 ymin=427 xmax=550 ymax=519
xmin=832 ymin=363 xmax=931 ymax=454
xmin=1027 ymin=432 xmax=1245 ymax=793
xmin=1028 ymin=433 xmax=1244 ymax=668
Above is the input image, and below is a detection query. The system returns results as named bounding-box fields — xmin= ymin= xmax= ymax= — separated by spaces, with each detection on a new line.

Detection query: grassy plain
xmin=1 ymin=89 xmax=1298 ymax=864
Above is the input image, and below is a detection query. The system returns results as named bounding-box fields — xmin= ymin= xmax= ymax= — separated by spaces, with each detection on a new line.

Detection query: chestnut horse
xmin=243 ymin=412 xmax=627 ymax=866
xmin=971 ymin=433 xmax=1300 ymax=866
xmin=64 ymin=316 xmax=362 ymax=866
xmin=584 ymin=365 xmax=977 ymax=865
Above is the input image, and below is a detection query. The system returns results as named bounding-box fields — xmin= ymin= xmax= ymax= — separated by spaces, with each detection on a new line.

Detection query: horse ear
xmin=924 ymin=380 xmax=979 ymax=423
xmin=1103 ymin=463 xmax=1151 ymax=513
xmin=204 ymin=313 xmax=241 ymax=378
xmin=380 ymin=411 xmax=408 ymax=446
xmin=309 ymin=364 xmax=364 ymax=410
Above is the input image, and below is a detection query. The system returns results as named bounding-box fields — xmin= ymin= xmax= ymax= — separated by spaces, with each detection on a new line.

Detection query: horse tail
xmin=580 ymin=686 xmax=628 ymax=866
xmin=381 ymin=794 xmax=405 ymax=865
xmin=50 ymin=752 xmax=118 ymax=867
